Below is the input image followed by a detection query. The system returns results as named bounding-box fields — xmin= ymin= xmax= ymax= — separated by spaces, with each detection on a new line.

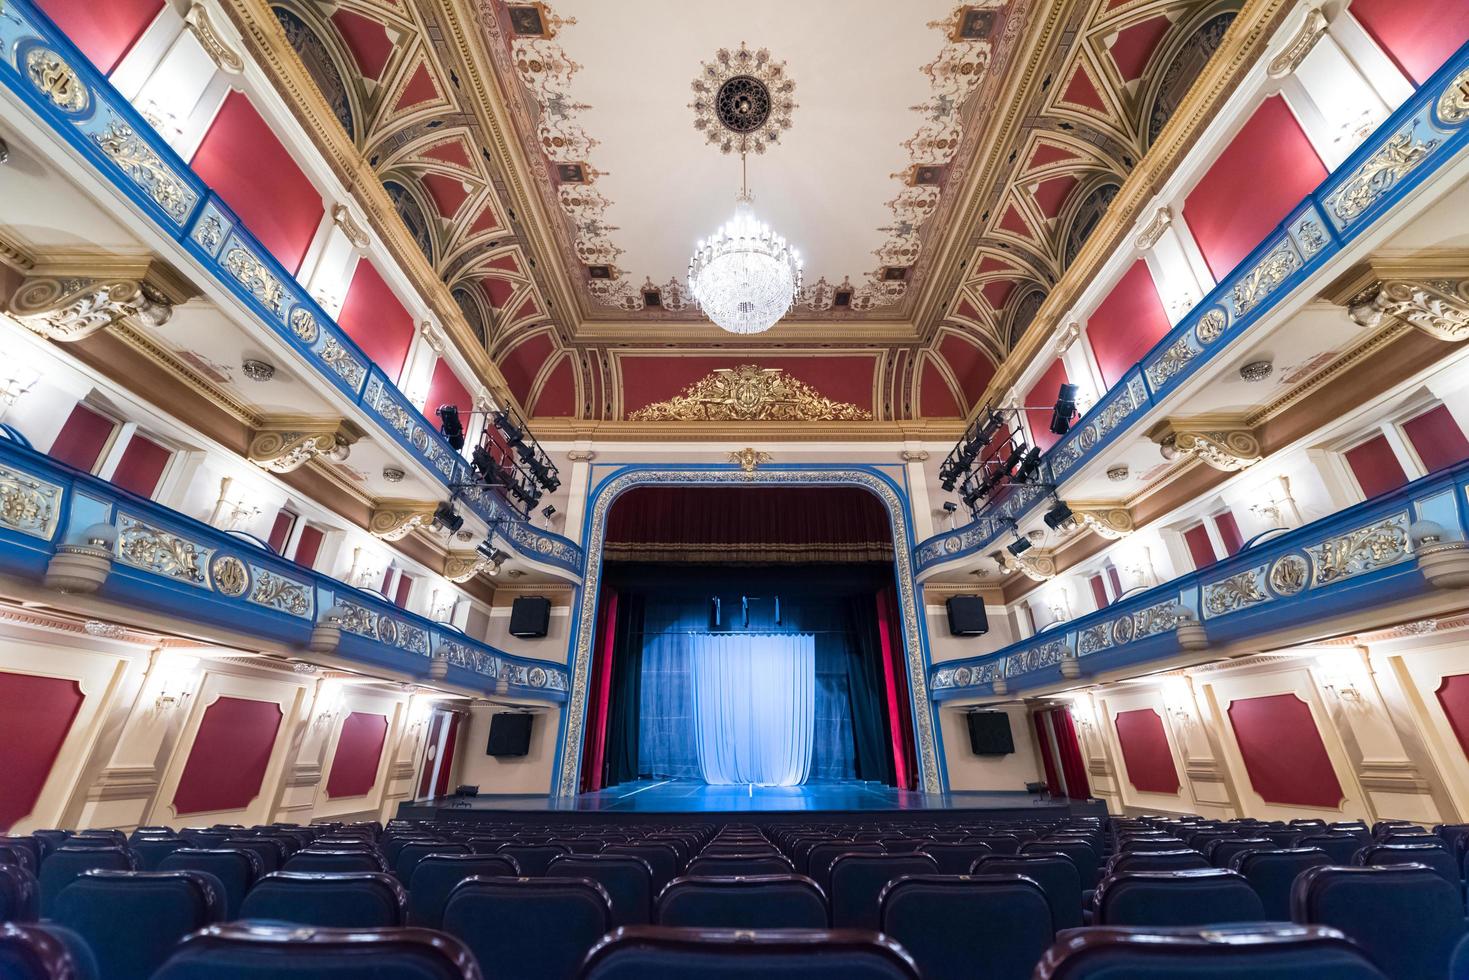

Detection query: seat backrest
xmin=1024 ymin=839 xmax=1101 ymax=888
xmin=495 ymin=843 xmax=570 ymax=876
xmin=827 ymin=853 xmax=939 ymax=930
xmin=1293 ymin=864 xmax=1469 ymax=980
xmin=1105 ymin=849 xmax=1210 ymax=875
xmin=1094 ymin=868 xmax=1265 ymax=927
xmin=578 ymin=925 xmax=921 ymax=979
xmin=38 ymin=846 xmax=137 ymax=918
xmin=283 ymin=849 xmax=386 ymax=874
xmin=685 ymin=853 xmax=795 ymax=878
xmin=0 ymin=922 xmax=100 ymax=980
xmin=549 ymin=854 xmax=655 ymax=926
xmin=601 ymin=843 xmax=681 ymax=893
xmin=972 ymin=853 xmax=1083 ymax=931
xmin=0 ymin=836 xmax=42 ymax=872
xmin=130 ymin=838 xmax=186 ymax=870
xmin=1294 ymin=833 xmax=1368 ymax=864
xmin=51 ymin=870 xmax=222 ymax=980
xmin=393 ymin=841 xmax=470 ymax=882
xmin=441 ymin=876 xmax=612 ymax=980
xmin=222 ymin=837 xmax=287 ymax=875
xmin=916 ymin=842 xmax=993 ymax=876
xmin=156 ymin=848 xmax=260 ymax=918
xmin=0 ymin=865 xmax=39 ymax=922
xmin=1230 ymin=847 xmax=1330 ymax=920
xmin=177 ymin=830 xmax=230 ymax=849
xmin=406 ymin=854 xmax=520 ymax=928
xmin=879 ymin=874 xmax=1052 ymax=980
xmin=1034 ymin=923 xmax=1388 ymax=979
xmin=239 ymin=872 xmax=406 ymax=928
xmin=151 ymin=922 xmax=480 ymax=979
xmin=1354 ymin=842 xmax=1462 ymax=888
xmin=656 ymin=874 xmax=827 ymax=929
xmin=1205 ymin=836 xmax=1276 ymax=868
xmin=805 ymin=841 xmax=881 ymax=880
xmin=1117 ymin=838 xmax=1188 ymax=853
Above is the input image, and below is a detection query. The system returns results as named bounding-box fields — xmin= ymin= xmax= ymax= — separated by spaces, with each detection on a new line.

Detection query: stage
xmin=397 ymin=779 xmax=1107 ymax=825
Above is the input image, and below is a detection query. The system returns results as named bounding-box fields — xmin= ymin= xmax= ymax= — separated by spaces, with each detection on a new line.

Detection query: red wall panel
xmin=337 ymin=260 xmax=414 ymax=381
xmin=421 ymin=358 xmax=474 ymax=419
xmin=0 ymin=671 xmax=85 ymax=831
xmin=1345 ymin=434 xmax=1409 ymax=499
xmin=267 ymin=510 xmax=295 ymax=554
xmin=173 ymin=696 xmax=283 ymax=816
xmin=1023 ymin=360 xmax=1070 ymax=452
xmin=1350 ymin=0 xmax=1469 ymax=85
xmin=191 ymin=92 xmax=324 ymax=274
xmin=1086 ymin=261 xmax=1172 ymax=387
xmin=1183 ymin=97 xmax=1327 ymax=280
xmin=48 ymin=404 xmax=115 ymax=472
xmin=1113 ymin=708 xmax=1180 ymax=795
xmin=326 ymin=711 xmax=389 ymax=798
xmin=1404 ymin=405 xmax=1469 ymax=475
xmin=35 ymin=0 xmax=163 ymax=74
xmin=1435 ymin=674 xmax=1469 ymax=761
xmin=434 ymin=713 xmax=461 ymax=798
xmin=1227 ymin=693 xmax=1344 ymax=808
xmin=111 ymin=434 xmax=170 ymax=498
xmin=1089 ymin=575 xmax=1110 ymax=610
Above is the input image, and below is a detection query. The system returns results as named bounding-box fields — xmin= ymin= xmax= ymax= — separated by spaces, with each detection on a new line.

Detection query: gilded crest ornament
xmin=1269 ymin=554 xmax=1308 ymax=595
xmin=210 ymin=554 xmax=249 ymax=597
xmin=25 ymin=48 xmax=88 ymax=113
xmin=1437 ymin=69 xmax=1469 ymax=126
xmin=728 ymin=448 xmax=772 ymax=472
xmin=629 ymin=365 xmax=872 ymax=422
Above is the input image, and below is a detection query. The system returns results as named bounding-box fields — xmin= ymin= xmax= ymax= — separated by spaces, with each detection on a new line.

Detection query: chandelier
xmin=687 ymin=44 xmax=802 ymax=335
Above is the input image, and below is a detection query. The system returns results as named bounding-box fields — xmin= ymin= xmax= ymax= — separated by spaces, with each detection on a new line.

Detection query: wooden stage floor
xmin=397 ymin=779 xmax=1105 ymax=823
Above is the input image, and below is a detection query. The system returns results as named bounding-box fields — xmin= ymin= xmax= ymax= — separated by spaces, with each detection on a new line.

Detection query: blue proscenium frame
xmin=550 ymin=462 xmax=949 ymax=797
xmin=915 ymin=42 xmax=1469 ymax=577
xmin=0 ymin=434 xmax=568 ymax=701
xmin=0 ymin=0 xmax=582 ymax=578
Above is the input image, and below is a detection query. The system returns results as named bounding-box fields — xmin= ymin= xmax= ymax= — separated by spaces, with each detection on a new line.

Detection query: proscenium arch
xmin=554 ymin=464 xmax=946 ymax=796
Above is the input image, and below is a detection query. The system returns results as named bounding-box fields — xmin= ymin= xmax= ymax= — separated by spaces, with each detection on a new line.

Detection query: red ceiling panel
xmin=918 ymin=358 xmax=962 ymax=419
xmin=1086 ymin=259 xmax=1172 ymax=387
xmin=421 ymin=173 xmax=469 ymax=218
xmin=1227 ymin=693 xmax=1344 ymax=808
xmin=1182 ymin=97 xmax=1327 ymax=280
xmin=0 ymin=671 xmax=84 ymax=831
xmin=191 ymin=92 xmax=325 ymax=275
xmin=330 ymin=8 xmax=393 ymax=80
xmin=499 ymin=332 xmax=557 ymax=408
xmin=619 ymin=356 xmax=878 ymax=419
xmin=938 ymin=334 xmax=997 ymax=409
xmin=1107 ymin=16 xmax=1173 ymax=82
xmin=532 ymin=355 xmax=577 ymax=417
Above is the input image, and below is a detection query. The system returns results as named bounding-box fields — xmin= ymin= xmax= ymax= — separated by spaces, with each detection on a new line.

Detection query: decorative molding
xmin=443 ymin=551 xmax=493 ymax=584
xmin=1069 ymin=505 xmax=1135 ymax=540
xmin=1133 ymin=207 xmax=1173 ymax=250
xmin=184 ymin=3 xmax=245 ymax=74
xmin=1266 ymin=7 xmax=1327 ymax=78
xmin=330 ymin=204 xmax=370 ymax=249
xmin=727 ymin=448 xmax=771 ymax=473
xmin=246 ymin=416 xmax=363 ymax=474
xmin=368 ymin=501 xmax=439 ymax=541
xmin=7 ymin=263 xmax=177 ymax=341
xmin=1150 ymin=418 xmax=1262 ymax=472
xmin=992 ymin=547 xmax=1056 ymax=582
xmin=628 ymin=365 xmax=873 ymax=422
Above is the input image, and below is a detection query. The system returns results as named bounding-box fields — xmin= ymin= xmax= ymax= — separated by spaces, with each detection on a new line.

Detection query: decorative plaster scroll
xmin=248 ymin=568 xmax=313 ymax=618
xmin=443 ymin=551 xmax=494 ymax=584
xmin=628 ymin=365 xmax=872 ymax=422
xmin=115 ymin=515 xmax=212 ymax=587
xmin=246 ymin=417 xmax=362 ymax=474
xmin=1308 ymin=512 xmax=1410 ymax=586
xmin=991 ymin=547 xmax=1056 ymax=582
xmin=1326 ymin=128 xmax=1440 ymax=225
xmin=1348 ymin=277 xmax=1469 ymax=342
xmin=1266 ymin=7 xmax=1327 ymax=78
xmin=1133 ymin=207 xmax=1172 ymax=249
xmin=331 ymin=204 xmax=370 ymax=249
xmin=184 ymin=3 xmax=244 ymax=74
xmin=1070 ymin=506 xmax=1134 ymax=540
xmin=1151 ymin=419 xmax=1262 ymax=472
xmin=369 ymin=502 xmax=438 ymax=542
xmin=8 ymin=274 xmax=171 ymax=341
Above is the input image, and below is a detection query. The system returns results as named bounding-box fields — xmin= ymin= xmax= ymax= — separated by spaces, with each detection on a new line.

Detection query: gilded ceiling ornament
xmin=689 ymin=43 xmax=797 ymax=156
xmin=728 ymin=448 xmax=772 ymax=472
xmin=628 ymin=365 xmax=873 ymax=422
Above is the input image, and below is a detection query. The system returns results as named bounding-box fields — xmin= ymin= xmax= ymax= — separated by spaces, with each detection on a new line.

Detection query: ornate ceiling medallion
xmin=629 ymin=365 xmax=872 ymax=423
xmin=690 ymin=44 xmax=796 ymax=155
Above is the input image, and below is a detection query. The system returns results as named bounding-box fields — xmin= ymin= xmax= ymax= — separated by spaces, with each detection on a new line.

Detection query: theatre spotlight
xmin=1050 ymin=383 xmax=1080 ymax=436
xmin=1001 ymin=444 xmax=1025 ymax=476
xmin=542 ymin=504 xmax=557 ymax=520
xmin=1044 ymin=500 xmax=1074 ymax=530
xmin=1015 ymin=446 xmax=1043 ymax=483
xmin=471 ymin=444 xmax=495 ymax=482
xmin=436 ymin=405 xmax=465 ymax=450
xmin=1007 ymin=534 xmax=1032 ymax=557
xmin=979 ymin=409 xmax=1004 ymax=441
xmin=943 ymin=502 xmax=958 ymax=514
xmin=432 ymin=501 xmax=463 ymax=534
xmin=492 ymin=410 xmax=524 ymax=446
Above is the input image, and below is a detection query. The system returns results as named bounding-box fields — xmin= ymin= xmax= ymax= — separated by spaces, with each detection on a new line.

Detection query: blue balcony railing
xmin=916 ymin=41 xmax=1469 ymax=575
xmin=0 ymin=0 xmax=582 ymax=577
xmin=0 ymin=432 xmax=567 ymax=700
xmin=929 ymin=458 xmax=1469 ymax=701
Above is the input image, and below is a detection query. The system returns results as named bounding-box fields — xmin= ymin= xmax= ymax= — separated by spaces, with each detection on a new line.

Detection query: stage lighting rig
xmin=1015 ymin=446 xmax=1043 ymax=484
xmin=436 ymin=405 xmax=465 ymax=450
xmin=1004 ymin=520 xmax=1032 ymax=556
xmin=1050 ymin=383 xmax=1079 ymax=436
xmin=431 ymin=501 xmax=464 ymax=534
xmin=1043 ymin=498 xmax=1074 ymax=530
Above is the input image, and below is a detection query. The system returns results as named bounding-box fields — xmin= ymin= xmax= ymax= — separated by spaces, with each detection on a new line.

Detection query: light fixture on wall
xmin=151 ymin=653 xmax=198 ymax=711
xmin=1161 ymin=676 xmax=1196 ymax=724
xmin=1315 ymin=654 xmax=1366 ymax=703
xmin=313 ymin=681 xmax=344 ymax=729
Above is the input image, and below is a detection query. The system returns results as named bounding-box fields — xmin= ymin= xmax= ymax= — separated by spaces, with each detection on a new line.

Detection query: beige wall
xmin=455 ymin=703 xmax=562 ymax=795
xmin=939 ymin=701 xmax=1043 ymax=792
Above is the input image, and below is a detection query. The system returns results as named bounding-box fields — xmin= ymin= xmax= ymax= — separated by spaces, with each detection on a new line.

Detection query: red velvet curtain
xmin=433 ymin=713 xmax=461 ymax=797
xmin=1049 ymin=707 xmax=1091 ymax=800
xmin=1033 ymin=712 xmax=1061 ymax=797
xmin=876 ymin=584 xmax=916 ymax=790
xmin=580 ymin=587 xmax=619 ymax=792
xmin=605 ymin=486 xmax=893 ymax=563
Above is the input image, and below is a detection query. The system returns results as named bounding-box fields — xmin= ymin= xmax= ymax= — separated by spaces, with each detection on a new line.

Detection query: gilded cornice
xmin=214 ymin=0 xmax=523 ymax=413
xmin=109 ymin=322 xmax=261 ymax=427
xmin=963 ymin=0 xmax=1292 ymax=417
xmin=527 ymin=418 xmax=968 ymax=444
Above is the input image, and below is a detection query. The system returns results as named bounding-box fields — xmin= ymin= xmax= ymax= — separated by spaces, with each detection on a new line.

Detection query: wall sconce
xmin=151 ymin=653 xmax=198 ymax=711
xmin=313 ymin=682 xmax=344 ymax=729
xmin=0 ymin=374 xmax=36 ymax=419
xmin=1316 ymin=655 xmax=1365 ymax=703
xmin=1161 ymin=676 xmax=1196 ymax=723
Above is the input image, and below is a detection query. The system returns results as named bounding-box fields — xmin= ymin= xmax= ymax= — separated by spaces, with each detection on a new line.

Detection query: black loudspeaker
xmin=967 ymin=711 xmax=1015 ymax=755
xmin=946 ymin=595 xmax=989 ymax=636
xmin=454 ymin=784 xmax=479 ymax=797
xmin=486 ymin=713 xmax=533 ymax=757
xmin=509 ymin=596 xmax=551 ymax=638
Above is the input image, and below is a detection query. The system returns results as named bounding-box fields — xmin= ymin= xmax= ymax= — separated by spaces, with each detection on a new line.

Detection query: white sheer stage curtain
xmin=691 ymin=632 xmax=816 ymax=787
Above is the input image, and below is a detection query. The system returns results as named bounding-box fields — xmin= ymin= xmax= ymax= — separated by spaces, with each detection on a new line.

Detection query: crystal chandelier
xmin=688 ymin=156 xmax=803 ymax=335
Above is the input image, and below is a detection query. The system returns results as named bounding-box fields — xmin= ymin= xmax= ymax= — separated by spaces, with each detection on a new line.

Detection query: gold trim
xmin=628 ymin=365 xmax=873 ymax=422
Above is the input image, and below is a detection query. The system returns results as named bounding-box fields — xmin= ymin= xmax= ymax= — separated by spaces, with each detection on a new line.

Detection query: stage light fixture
xmin=1050 ymin=383 xmax=1079 ymax=436
xmin=541 ymin=504 xmax=557 ymax=520
xmin=432 ymin=501 xmax=463 ymax=534
xmin=492 ymin=410 xmax=523 ymax=445
xmin=943 ymin=502 xmax=958 ymax=514
xmin=436 ymin=405 xmax=465 ymax=450
xmin=979 ymin=410 xmax=1004 ymax=441
xmin=1043 ymin=500 xmax=1073 ymax=530
xmin=1001 ymin=444 xmax=1025 ymax=476
xmin=1007 ymin=535 xmax=1032 ymax=557
xmin=471 ymin=444 xmax=495 ymax=482
xmin=1016 ymin=446 xmax=1043 ymax=483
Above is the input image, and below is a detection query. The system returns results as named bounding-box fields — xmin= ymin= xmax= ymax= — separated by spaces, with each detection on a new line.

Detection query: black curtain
xmin=844 ymin=595 xmax=896 ymax=784
xmin=603 ymin=593 xmax=645 ymax=787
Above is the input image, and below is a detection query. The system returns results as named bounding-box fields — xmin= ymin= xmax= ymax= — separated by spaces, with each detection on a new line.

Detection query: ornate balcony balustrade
xmin=0 ymin=431 xmax=567 ymax=700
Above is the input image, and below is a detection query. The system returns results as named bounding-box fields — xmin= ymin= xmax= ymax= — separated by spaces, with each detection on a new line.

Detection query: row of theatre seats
xmin=2 ymin=812 xmax=1468 ymax=978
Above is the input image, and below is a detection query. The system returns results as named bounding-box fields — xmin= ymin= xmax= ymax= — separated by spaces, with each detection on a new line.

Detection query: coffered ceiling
xmin=245 ymin=0 xmax=1252 ymax=421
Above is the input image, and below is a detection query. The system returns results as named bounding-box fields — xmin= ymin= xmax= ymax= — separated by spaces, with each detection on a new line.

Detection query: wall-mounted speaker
xmin=486 ymin=713 xmax=533 ymax=757
xmin=509 ymin=596 xmax=551 ymax=638
xmin=967 ymin=711 xmax=1015 ymax=755
xmin=946 ymin=595 xmax=989 ymax=636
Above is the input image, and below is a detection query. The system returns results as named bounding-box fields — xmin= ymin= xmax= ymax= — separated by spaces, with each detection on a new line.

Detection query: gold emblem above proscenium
xmin=628 ymin=365 xmax=873 ymax=422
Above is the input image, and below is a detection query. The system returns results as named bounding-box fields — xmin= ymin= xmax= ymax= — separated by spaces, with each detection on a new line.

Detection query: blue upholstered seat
xmin=239 ymin=871 xmax=406 ymax=927
xmin=879 ymin=874 xmax=1052 ymax=980
xmin=656 ymin=874 xmax=828 ymax=928
xmin=1229 ymin=847 xmax=1330 ymax=920
xmin=496 ymin=842 xmax=569 ymax=876
xmin=151 ymin=922 xmax=480 ymax=979
xmin=916 ymin=842 xmax=993 ymax=875
xmin=578 ymin=926 xmax=921 ymax=979
xmin=549 ymin=853 xmax=655 ymax=926
xmin=804 ymin=841 xmax=882 ymax=882
xmin=1035 ymin=923 xmax=1387 ymax=979
xmin=0 ymin=922 xmax=99 ymax=980
xmin=282 ymin=849 xmax=386 ymax=873
xmin=1206 ymin=836 xmax=1276 ymax=868
xmin=1025 ymin=838 xmax=1101 ymax=888
xmin=37 ymin=845 xmax=137 ymax=918
xmin=177 ymin=829 xmax=231 ymax=849
xmin=29 ymin=831 xmax=70 ymax=858
xmin=1092 ymin=868 xmax=1265 ymax=927
xmin=393 ymin=841 xmax=469 ymax=883
xmin=973 ymin=852 xmax=1084 ymax=930
xmin=0 ymin=835 xmax=42 ymax=872
xmin=602 ymin=842 xmax=681 ymax=893
xmin=223 ymin=837 xmax=288 ymax=875
xmin=1104 ymin=849 xmax=1210 ymax=875
xmin=0 ymin=864 xmax=39 ymax=922
xmin=157 ymin=848 xmax=260 ymax=918
xmin=1117 ymin=838 xmax=1187 ymax=853
xmin=1353 ymin=842 xmax=1462 ymax=889
xmin=685 ymin=853 xmax=795 ymax=878
xmin=441 ymin=876 xmax=612 ymax=980
xmin=1293 ymin=864 xmax=1469 ymax=980
xmin=50 ymin=870 xmax=222 ymax=980
xmin=407 ymin=854 xmax=520 ymax=927
xmin=131 ymin=837 xmax=187 ymax=870
xmin=1293 ymin=833 xmax=1368 ymax=864
xmin=827 ymin=852 xmax=939 ymax=930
